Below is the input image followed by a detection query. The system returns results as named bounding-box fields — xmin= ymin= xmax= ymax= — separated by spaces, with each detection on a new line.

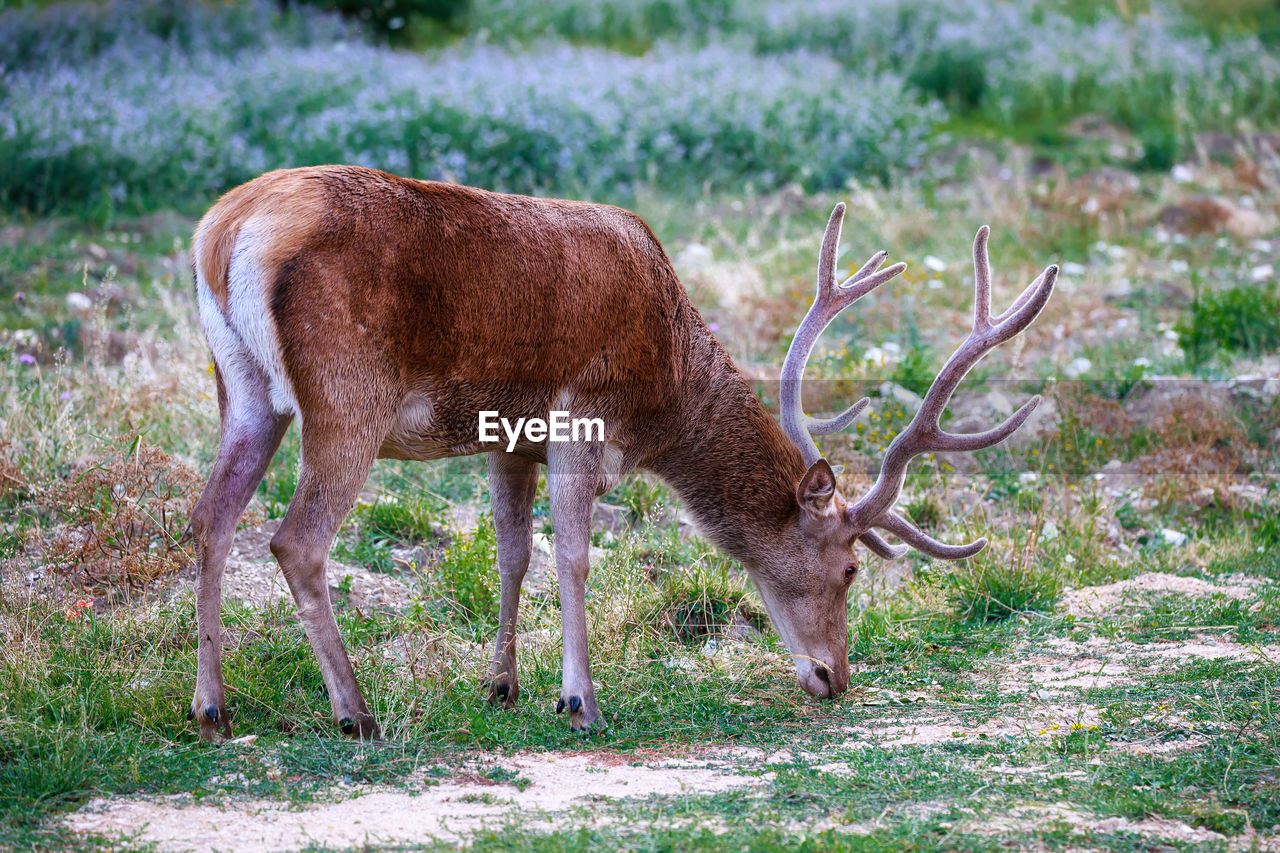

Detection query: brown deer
xmin=188 ymin=165 xmax=1056 ymax=740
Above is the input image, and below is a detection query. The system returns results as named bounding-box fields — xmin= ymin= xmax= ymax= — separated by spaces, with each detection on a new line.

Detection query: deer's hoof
xmin=338 ymin=714 xmax=380 ymax=740
xmin=559 ymin=694 xmax=605 ymax=733
xmin=190 ymin=703 xmax=232 ymax=743
xmin=487 ymin=679 xmax=519 ymax=708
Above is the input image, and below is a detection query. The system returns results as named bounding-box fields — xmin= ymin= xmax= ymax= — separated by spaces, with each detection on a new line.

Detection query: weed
xmin=1043 ymin=386 xmax=1136 ymax=476
xmin=36 ymin=434 xmax=200 ymax=591
xmin=360 ymin=493 xmax=446 ymax=543
xmin=430 ymin=513 xmax=498 ymax=636
xmin=257 ymin=431 xmax=300 ymax=518
xmin=641 ymin=554 xmax=763 ymax=642
xmin=605 ymin=472 xmax=671 ymax=525
xmin=948 ymin=525 xmax=1060 ymax=623
xmin=1177 ymin=282 xmax=1280 ymax=367
xmin=888 ymin=342 xmax=936 ymax=398
xmin=1139 ymin=391 xmax=1250 ymax=514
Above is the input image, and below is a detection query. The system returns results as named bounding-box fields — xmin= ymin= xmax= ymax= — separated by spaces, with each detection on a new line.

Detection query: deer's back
xmin=194 ymin=165 xmax=691 ymax=459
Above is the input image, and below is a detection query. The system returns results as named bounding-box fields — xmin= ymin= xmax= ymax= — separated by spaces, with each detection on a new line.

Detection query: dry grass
xmin=36 ymin=436 xmax=200 ymax=592
xmin=1140 ymin=393 xmax=1251 ymax=509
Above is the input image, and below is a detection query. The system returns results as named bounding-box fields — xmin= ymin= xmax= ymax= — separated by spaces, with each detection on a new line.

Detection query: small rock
xmin=1251 ymin=264 xmax=1273 ymax=282
xmin=923 ymin=255 xmax=947 ymax=272
xmin=1160 ymin=528 xmax=1188 ymax=547
xmin=66 ymin=292 xmax=93 ymax=313
xmin=1064 ymin=357 xmax=1092 ymax=378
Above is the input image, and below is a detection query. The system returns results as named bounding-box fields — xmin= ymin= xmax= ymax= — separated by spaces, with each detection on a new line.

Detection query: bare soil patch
xmin=217 ymin=519 xmax=412 ymax=611
xmin=67 ymin=750 xmax=757 ymax=852
xmin=841 ymin=701 xmax=1102 ymax=747
xmin=970 ymin=802 xmax=1229 ymax=845
xmin=1062 ymin=571 xmax=1265 ymax=618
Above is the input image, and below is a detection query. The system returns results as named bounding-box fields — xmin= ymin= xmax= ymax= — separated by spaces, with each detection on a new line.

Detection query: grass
xmin=1178 ymin=281 xmax=1280 ymax=368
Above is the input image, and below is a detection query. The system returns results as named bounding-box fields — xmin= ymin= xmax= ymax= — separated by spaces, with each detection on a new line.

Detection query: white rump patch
xmin=224 ymin=218 xmax=299 ymax=416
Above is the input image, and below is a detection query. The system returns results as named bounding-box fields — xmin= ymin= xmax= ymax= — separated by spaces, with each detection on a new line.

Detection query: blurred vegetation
xmin=1 ymin=0 xmax=1277 ymax=217
xmin=1177 ymin=282 xmax=1280 ymax=367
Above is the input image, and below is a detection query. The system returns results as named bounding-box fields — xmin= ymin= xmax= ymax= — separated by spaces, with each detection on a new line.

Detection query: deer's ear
xmin=797 ymin=459 xmax=838 ymax=517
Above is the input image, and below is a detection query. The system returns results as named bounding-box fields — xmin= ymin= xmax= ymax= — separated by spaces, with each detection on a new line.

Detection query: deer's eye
xmin=844 ymin=565 xmax=858 ymax=581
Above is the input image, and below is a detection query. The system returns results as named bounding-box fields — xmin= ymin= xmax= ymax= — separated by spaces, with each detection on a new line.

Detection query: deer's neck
xmin=647 ymin=318 xmax=807 ymax=567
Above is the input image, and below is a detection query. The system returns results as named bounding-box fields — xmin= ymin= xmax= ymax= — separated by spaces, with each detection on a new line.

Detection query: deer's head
xmin=760 ymin=204 xmax=1057 ymax=699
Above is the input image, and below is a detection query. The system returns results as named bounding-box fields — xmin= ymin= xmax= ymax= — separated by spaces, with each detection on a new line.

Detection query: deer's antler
xmin=779 ymin=203 xmax=906 ymax=467
xmin=781 ymin=210 xmax=1057 ymax=562
xmin=847 ymin=225 xmax=1057 ymax=559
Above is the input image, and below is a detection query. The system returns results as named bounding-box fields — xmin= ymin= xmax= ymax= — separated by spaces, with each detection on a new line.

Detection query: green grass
xmin=1178 ymin=281 xmax=1280 ymax=368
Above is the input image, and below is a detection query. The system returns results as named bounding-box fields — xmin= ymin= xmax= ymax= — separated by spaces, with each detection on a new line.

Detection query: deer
xmin=188 ymin=165 xmax=1056 ymax=741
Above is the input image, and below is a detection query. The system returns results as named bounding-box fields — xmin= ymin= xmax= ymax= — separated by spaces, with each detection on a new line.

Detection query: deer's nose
xmin=798 ymin=659 xmax=848 ymax=699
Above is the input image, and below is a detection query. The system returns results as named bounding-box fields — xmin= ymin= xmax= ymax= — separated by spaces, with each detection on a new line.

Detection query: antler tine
xmin=780 ymin=203 xmax=906 ymax=467
xmin=973 ymin=224 xmax=992 ymax=331
xmin=847 ymin=226 xmax=1056 ymax=559
xmin=806 ymin=398 xmax=869 ymax=436
xmin=859 ymin=529 xmax=909 ymax=560
xmin=877 ymin=512 xmax=987 ymax=560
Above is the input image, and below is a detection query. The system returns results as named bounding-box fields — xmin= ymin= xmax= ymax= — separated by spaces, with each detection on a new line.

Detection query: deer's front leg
xmin=547 ymin=443 xmax=604 ymax=732
xmin=486 ymin=452 xmax=540 ymax=708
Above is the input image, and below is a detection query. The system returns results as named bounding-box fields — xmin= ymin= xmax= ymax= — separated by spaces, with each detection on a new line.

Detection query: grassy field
xmin=1 ymin=0 xmax=1279 ymax=850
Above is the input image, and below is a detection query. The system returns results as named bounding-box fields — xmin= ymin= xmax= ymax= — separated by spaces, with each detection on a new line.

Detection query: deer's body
xmin=189 ymin=165 xmax=1055 ymax=740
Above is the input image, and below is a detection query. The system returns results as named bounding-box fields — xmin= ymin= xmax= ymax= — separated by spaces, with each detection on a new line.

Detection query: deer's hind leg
xmin=190 ymin=365 xmax=291 ymax=742
xmin=485 ymin=452 xmax=540 ymax=708
xmin=269 ymin=410 xmax=392 ymax=739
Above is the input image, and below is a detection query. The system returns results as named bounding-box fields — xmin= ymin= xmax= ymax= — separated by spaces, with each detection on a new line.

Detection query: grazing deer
xmin=188 ymin=165 xmax=1055 ymax=740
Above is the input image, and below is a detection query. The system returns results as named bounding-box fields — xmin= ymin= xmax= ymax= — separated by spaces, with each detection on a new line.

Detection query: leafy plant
xmin=433 ymin=513 xmax=498 ymax=634
xmin=1177 ymin=282 xmax=1280 ymax=367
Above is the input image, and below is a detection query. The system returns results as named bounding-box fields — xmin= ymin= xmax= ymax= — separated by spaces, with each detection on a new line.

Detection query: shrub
xmin=0 ymin=0 xmax=347 ymax=71
xmin=470 ymin=0 xmax=734 ymax=49
xmin=474 ymin=0 xmax=1280 ymax=163
xmin=296 ymin=0 xmax=468 ymax=41
xmin=0 ymin=36 xmax=942 ymax=213
xmin=38 ymin=435 xmax=201 ymax=591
